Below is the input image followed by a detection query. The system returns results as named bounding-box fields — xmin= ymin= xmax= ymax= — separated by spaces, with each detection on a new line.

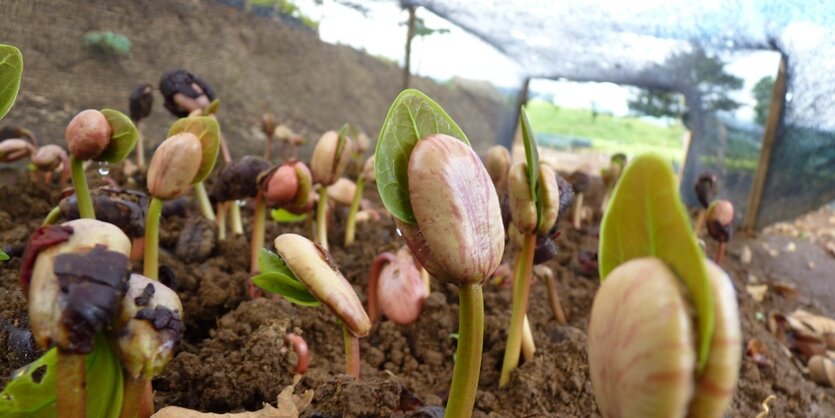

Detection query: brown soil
xmin=1 ymin=170 xmax=834 ymax=417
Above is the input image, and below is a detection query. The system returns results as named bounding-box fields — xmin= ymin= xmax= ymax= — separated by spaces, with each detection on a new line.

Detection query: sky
xmin=294 ymin=0 xmax=781 ymax=122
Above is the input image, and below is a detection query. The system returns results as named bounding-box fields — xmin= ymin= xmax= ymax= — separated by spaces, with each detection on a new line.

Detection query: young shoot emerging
xmin=253 ymin=234 xmax=370 ymax=378
xmin=262 ymin=112 xmax=277 ymax=162
xmin=32 ymin=145 xmax=70 ymax=187
xmin=129 ymin=83 xmax=154 ymax=170
xmin=310 ymin=128 xmax=353 ymax=250
xmin=570 ymin=170 xmax=590 ymax=229
xmin=590 ymin=154 xmax=740 ymax=418
xmin=64 ymin=108 xmax=138 ymax=219
xmin=376 ymin=90 xmax=503 ymax=418
xmin=599 ymin=153 xmax=626 ymax=214
xmin=367 ymin=246 xmax=428 ymax=325
xmin=694 ymin=171 xmax=718 ymax=235
xmin=706 ymin=199 xmax=734 ymax=263
xmin=22 ymin=219 xmax=131 ymax=418
xmin=499 ymin=108 xmax=561 ymax=387
xmin=144 ymin=117 xmax=219 ymax=280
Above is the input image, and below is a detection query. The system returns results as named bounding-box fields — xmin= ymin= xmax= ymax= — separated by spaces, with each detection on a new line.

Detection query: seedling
xmin=284 ymin=333 xmax=310 ymax=375
xmin=113 ymin=273 xmax=184 ymax=418
xmin=22 ymin=219 xmax=132 ymax=418
xmin=129 ymin=83 xmax=153 ymax=169
xmin=31 ymin=145 xmax=70 ymax=187
xmin=64 ymin=108 xmax=138 ymax=219
xmin=253 ymin=234 xmax=371 ymax=378
xmin=262 ymin=112 xmax=277 ymax=161
xmin=590 ymin=154 xmax=740 ymax=418
xmin=345 ymin=155 xmax=375 ymax=246
xmin=570 ymin=170 xmax=590 ymax=229
xmin=310 ymin=127 xmax=353 ymax=250
xmin=367 ymin=246 xmax=428 ymax=325
xmin=0 ymin=138 xmax=36 ymax=163
xmin=158 ymin=70 xmax=226 ymax=222
xmin=273 ymin=124 xmax=303 ymax=161
xmin=158 ymin=69 xmax=215 ymax=118
xmin=485 ymin=145 xmax=511 ymax=195
xmin=706 ymin=200 xmax=734 ymax=263
xmin=376 ymin=90 xmax=504 ymax=418
xmin=144 ymin=116 xmax=219 ymax=280
xmin=499 ymin=108 xmax=561 ymax=387
xmin=599 ymin=153 xmax=626 ymax=214
xmin=210 ymin=156 xmax=271 ymax=278
xmin=694 ymin=171 xmax=718 ymax=235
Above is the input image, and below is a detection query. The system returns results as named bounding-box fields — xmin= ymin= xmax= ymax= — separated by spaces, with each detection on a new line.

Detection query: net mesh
xmin=409 ymin=0 xmax=835 ymax=227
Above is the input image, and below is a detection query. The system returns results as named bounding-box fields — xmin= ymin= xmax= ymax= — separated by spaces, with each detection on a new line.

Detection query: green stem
xmin=445 ymin=284 xmax=484 ymax=418
xmin=250 ymin=192 xmax=266 ymax=274
xmin=193 ymin=182 xmax=216 ymax=221
xmin=56 ymin=351 xmax=86 ymax=418
xmin=43 ymin=206 xmax=62 ymax=226
xmin=230 ymin=202 xmax=243 ymax=235
xmin=344 ymin=177 xmax=364 ymax=246
xmin=343 ymin=325 xmax=360 ymax=379
xmin=70 ymin=155 xmax=95 ymax=219
xmin=143 ymin=197 xmax=163 ymax=280
xmin=499 ymin=233 xmax=537 ymax=387
xmin=316 ymin=186 xmax=329 ymax=250
xmin=119 ymin=375 xmax=150 ymax=418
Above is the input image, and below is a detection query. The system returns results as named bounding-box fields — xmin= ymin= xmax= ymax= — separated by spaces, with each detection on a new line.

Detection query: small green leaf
xmin=253 ymin=272 xmax=321 ymax=307
xmin=375 ymin=89 xmax=469 ymax=224
xmin=0 ymin=335 xmax=123 ymax=417
xmin=271 ymin=208 xmax=307 ymax=223
xmin=598 ymin=153 xmax=714 ymax=372
xmin=520 ymin=107 xmax=542 ymax=229
xmin=167 ymin=116 xmax=220 ymax=183
xmin=0 ymin=249 xmax=8 ymax=261
xmin=0 ymin=44 xmax=23 ymax=121
xmin=96 ymin=109 xmax=137 ymax=164
xmin=255 ymin=249 xmax=321 ymax=307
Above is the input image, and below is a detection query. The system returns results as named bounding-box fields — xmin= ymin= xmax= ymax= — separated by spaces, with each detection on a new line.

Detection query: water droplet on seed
xmin=97 ymin=162 xmax=110 ymax=176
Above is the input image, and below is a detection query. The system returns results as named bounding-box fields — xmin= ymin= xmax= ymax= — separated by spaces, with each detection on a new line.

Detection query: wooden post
xmin=402 ymin=6 xmax=416 ymax=90
xmin=743 ymin=55 xmax=787 ymax=231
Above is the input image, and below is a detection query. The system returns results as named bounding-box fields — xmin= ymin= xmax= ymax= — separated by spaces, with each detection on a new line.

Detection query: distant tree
xmin=752 ymin=76 xmax=775 ymax=125
xmin=629 ymin=47 xmax=744 ymax=122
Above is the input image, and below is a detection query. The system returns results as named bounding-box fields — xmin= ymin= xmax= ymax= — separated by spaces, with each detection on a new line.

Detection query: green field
xmin=526 ymin=99 xmax=687 ymax=163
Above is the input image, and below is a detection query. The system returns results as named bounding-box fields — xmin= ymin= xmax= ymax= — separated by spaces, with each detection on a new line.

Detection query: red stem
xmin=367 ymin=252 xmax=396 ymax=324
xmin=344 ymin=326 xmax=360 ymax=379
xmin=715 ymin=241 xmax=726 ymax=264
xmin=285 ymin=333 xmax=310 ymax=375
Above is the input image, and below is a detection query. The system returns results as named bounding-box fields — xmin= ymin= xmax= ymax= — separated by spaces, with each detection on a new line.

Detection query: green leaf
xmin=255 ymin=249 xmax=321 ymax=307
xmin=0 ymin=249 xmax=8 ymax=261
xmin=0 ymin=44 xmax=23 ymax=121
xmin=167 ymin=116 xmax=220 ymax=183
xmin=96 ymin=109 xmax=137 ymax=164
xmin=520 ymin=107 xmax=542 ymax=229
xmin=375 ymin=89 xmax=469 ymax=224
xmin=598 ymin=153 xmax=714 ymax=372
xmin=271 ymin=208 xmax=307 ymax=223
xmin=252 ymin=272 xmax=321 ymax=307
xmin=0 ymin=335 xmax=124 ymax=417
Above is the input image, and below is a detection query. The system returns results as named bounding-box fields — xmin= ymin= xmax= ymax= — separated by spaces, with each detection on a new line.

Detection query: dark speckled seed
xmin=53 ymin=245 xmax=130 ymax=354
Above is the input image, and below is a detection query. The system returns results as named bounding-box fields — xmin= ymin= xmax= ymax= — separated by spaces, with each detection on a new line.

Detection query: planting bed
xmin=1 ymin=170 xmax=833 ymax=417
